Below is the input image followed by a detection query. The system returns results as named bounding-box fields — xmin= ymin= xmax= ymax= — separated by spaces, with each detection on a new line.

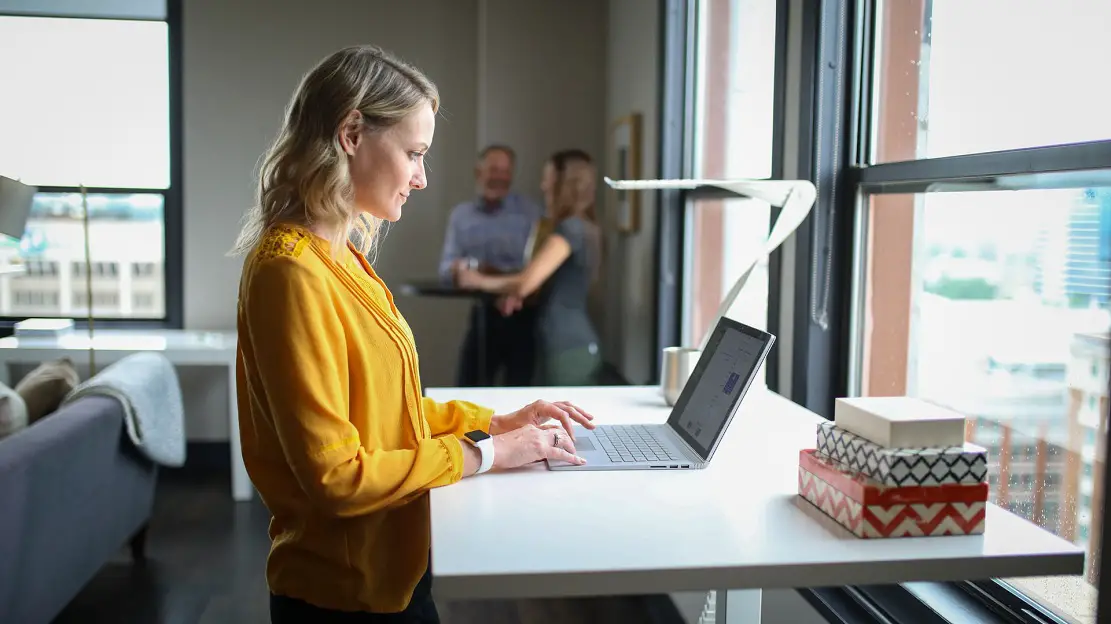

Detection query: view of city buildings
xmin=910 ymin=186 xmax=1110 ymax=611
xmin=0 ymin=192 xmax=165 ymax=319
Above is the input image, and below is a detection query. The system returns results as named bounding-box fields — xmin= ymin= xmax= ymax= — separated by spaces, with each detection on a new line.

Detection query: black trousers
xmin=456 ymin=302 xmax=536 ymax=387
xmin=270 ymin=564 xmax=438 ymax=623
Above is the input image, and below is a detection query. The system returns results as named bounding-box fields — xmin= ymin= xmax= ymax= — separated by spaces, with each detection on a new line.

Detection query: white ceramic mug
xmin=660 ymin=346 xmax=702 ymax=406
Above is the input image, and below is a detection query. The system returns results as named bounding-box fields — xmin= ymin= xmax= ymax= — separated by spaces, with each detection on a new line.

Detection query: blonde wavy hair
xmin=547 ymin=152 xmax=602 ymax=283
xmin=230 ymin=44 xmax=439 ymax=258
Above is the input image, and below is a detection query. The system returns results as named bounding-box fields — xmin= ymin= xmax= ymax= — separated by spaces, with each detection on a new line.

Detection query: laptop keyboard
xmin=595 ymin=425 xmax=681 ymax=463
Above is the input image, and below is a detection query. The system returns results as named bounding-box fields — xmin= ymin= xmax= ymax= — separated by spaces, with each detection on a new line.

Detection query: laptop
xmin=547 ymin=317 xmax=775 ymax=471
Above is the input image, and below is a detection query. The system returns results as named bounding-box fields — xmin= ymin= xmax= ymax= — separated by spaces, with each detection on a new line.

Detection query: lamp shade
xmin=0 ymin=175 xmax=36 ymax=241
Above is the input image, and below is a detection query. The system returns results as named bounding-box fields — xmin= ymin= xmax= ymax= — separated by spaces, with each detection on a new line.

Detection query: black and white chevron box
xmin=816 ymin=421 xmax=988 ymax=487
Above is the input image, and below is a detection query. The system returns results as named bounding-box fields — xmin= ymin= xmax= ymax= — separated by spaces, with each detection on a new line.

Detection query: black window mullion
xmin=164 ymin=0 xmax=184 ymax=329
xmin=788 ymin=0 xmax=856 ymax=418
xmin=655 ymin=0 xmax=693 ymax=384
xmin=858 ymin=139 xmax=1111 ymax=194
xmin=31 ymin=186 xmax=164 ymax=195
xmin=763 ymin=0 xmax=791 ymax=393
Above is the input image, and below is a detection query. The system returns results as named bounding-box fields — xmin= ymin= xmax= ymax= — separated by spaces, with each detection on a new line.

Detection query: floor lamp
xmin=79 ymin=186 xmax=96 ymax=375
xmin=603 ymin=176 xmax=817 ymax=405
xmin=0 ymin=177 xmax=95 ymax=376
xmin=0 ymin=174 xmax=35 ymax=274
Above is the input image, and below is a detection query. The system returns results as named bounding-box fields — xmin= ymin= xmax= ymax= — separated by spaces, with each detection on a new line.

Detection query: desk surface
xmin=398 ymin=280 xmax=489 ymax=300
xmin=426 ymin=385 xmax=1085 ymax=600
xmin=0 ymin=329 xmax=237 ymax=355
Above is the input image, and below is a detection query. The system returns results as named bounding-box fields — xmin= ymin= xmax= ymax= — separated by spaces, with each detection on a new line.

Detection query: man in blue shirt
xmin=439 ymin=145 xmax=542 ymax=386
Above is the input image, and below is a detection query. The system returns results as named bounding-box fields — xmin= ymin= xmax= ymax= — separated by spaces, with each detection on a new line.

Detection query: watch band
xmin=475 ymin=437 xmax=495 ymax=474
xmin=463 ymin=430 xmax=495 ymax=475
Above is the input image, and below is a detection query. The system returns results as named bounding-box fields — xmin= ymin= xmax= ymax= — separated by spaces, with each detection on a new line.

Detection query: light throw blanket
xmin=63 ymin=352 xmax=186 ymax=467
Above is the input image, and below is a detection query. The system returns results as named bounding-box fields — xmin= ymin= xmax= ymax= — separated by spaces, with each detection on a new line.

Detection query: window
xmin=870 ymin=0 xmax=1111 ymax=163
xmin=681 ymin=0 xmax=778 ymax=379
xmin=660 ymin=0 xmax=1110 ymax=619
xmin=1043 ymin=501 xmax=1060 ymax=530
xmin=847 ymin=1 xmax=1111 ymax=622
xmin=0 ymin=6 xmax=180 ymax=326
xmin=854 ymin=187 xmax=1108 ymax=624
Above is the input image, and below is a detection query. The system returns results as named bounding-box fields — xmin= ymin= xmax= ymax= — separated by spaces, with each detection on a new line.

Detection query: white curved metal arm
xmin=603 ymin=177 xmax=816 ymax=351
xmin=0 ymin=175 xmax=36 ymax=241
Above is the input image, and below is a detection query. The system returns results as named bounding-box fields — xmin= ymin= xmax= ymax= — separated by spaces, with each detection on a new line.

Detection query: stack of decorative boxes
xmin=797 ymin=396 xmax=990 ymax=538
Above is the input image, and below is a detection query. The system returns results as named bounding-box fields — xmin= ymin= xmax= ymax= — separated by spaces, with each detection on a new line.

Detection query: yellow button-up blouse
xmin=235 ymin=224 xmax=492 ymax=613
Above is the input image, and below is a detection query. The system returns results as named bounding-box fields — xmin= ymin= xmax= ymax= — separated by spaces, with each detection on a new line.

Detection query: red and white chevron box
xmin=797 ymin=449 xmax=987 ymax=538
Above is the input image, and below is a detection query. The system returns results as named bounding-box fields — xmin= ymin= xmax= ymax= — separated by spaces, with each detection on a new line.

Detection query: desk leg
xmin=711 ymin=589 xmax=761 ymax=624
xmin=228 ymin=365 xmax=253 ymax=502
xmin=475 ymin=300 xmax=487 ymax=386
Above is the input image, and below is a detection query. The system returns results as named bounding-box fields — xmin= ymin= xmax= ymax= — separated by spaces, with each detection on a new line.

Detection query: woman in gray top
xmin=457 ymin=149 xmax=602 ymax=385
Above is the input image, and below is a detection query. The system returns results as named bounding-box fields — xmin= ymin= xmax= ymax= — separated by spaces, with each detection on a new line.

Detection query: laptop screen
xmin=666 ymin=317 xmax=775 ymax=461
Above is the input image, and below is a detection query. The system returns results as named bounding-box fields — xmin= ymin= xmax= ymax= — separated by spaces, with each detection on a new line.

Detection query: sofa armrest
xmin=0 ymin=395 xmax=157 ymax=624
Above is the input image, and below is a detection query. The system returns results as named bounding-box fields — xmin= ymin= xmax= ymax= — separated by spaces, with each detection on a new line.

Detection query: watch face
xmin=464 ymin=430 xmax=491 ymax=443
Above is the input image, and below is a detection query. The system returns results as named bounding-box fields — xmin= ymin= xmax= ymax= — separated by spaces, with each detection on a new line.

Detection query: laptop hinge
xmin=664 ymin=426 xmax=706 ymax=466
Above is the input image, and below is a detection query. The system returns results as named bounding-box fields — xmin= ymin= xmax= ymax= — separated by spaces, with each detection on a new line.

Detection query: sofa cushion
xmin=0 ymin=382 xmax=28 ymax=439
xmin=15 ymin=358 xmax=80 ymax=424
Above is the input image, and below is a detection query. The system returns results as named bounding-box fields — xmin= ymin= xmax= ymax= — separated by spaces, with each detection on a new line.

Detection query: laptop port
xmin=650 ymin=465 xmax=667 ymax=469
xmin=670 ymin=465 xmax=678 ymax=468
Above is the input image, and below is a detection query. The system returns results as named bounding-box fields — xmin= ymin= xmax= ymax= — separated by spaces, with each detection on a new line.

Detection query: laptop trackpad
xmin=574 ymin=438 xmax=596 ymax=452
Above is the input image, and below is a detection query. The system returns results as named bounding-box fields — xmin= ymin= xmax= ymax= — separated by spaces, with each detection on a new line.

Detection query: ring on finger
xmin=553 ymin=432 xmax=560 ymax=447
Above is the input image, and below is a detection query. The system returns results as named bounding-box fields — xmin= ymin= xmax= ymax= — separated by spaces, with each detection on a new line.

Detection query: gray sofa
xmin=0 ymin=391 xmax=158 ymax=624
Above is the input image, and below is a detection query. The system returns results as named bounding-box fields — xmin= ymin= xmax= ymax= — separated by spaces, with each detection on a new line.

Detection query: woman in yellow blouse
xmin=231 ymin=45 xmax=594 ymax=623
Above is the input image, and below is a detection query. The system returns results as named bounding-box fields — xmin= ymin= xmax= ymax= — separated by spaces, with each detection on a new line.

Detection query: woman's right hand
xmin=496 ymin=294 xmax=523 ymax=317
xmin=492 ymin=425 xmax=586 ymax=469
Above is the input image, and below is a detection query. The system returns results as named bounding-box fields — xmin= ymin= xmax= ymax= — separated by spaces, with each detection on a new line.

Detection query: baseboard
xmin=164 ymin=441 xmax=230 ymax=477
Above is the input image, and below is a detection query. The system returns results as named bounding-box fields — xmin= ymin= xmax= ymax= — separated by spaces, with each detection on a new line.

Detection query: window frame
xmin=0 ymin=1 xmax=184 ymax=331
xmin=656 ymin=0 xmax=791 ymax=391
xmin=661 ymin=0 xmax=1111 ymax=621
xmin=842 ymin=0 xmax=1110 ymax=622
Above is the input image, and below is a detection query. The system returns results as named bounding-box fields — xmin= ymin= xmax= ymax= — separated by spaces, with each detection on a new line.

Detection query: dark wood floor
xmin=54 ymin=471 xmax=682 ymax=624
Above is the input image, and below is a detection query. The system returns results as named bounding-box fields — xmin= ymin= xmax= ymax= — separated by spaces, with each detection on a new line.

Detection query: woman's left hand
xmin=456 ymin=267 xmax=484 ymax=290
xmin=490 ymin=400 xmax=596 ymax=441
xmin=496 ymin=295 xmax=523 ymax=316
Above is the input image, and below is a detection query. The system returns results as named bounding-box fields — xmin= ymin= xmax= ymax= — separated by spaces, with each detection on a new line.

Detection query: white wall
xmin=603 ymin=0 xmax=661 ymax=384
xmin=478 ymin=0 xmax=607 ymax=199
xmin=181 ymin=0 xmax=608 ymax=439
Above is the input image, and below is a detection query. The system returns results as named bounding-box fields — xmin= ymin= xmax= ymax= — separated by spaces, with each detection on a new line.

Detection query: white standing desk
xmin=0 ymin=329 xmax=253 ymax=502
xmin=426 ymin=385 xmax=1084 ymax=623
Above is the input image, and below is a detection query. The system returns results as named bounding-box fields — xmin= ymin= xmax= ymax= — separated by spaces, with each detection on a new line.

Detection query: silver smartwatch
xmin=462 ymin=430 xmax=495 ymax=474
